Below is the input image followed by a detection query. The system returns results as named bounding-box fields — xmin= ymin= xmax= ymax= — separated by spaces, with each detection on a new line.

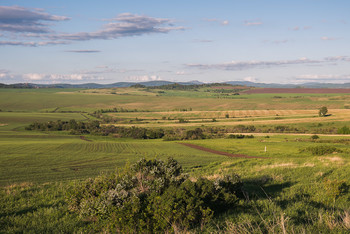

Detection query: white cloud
xmin=221 ymin=20 xmax=229 ymax=25
xmin=0 ymin=69 xmax=10 ymax=79
xmin=204 ymin=18 xmax=230 ymax=26
xmin=244 ymin=20 xmax=263 ymax=26
xmin=127 ymin=75 xmax=162 ymax=81
xmin=176 ymin=71 xmax=186 ymax=75
xmin=243 ymin=76 xmax=257 ymax=82
xmin=22 ymin=73 xmax=103 ymax=82
xmin=321 ymin=37 xmax=338 ymax=41
xmin=23 ymin=73 xmax=46 ymax=80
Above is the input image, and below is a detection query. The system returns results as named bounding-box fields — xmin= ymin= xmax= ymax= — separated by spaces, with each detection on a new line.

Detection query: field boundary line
xmin=178 ymin=142 xmax=267 ymax=159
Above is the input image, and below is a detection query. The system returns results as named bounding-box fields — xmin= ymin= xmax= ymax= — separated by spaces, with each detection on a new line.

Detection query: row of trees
xmin=25 ymin=119 xmax=350 ymax=139
xmin=25 ymin=119 xmax=100 ymax=132
xmin=25 ymin=120 xmax=210 ymax=140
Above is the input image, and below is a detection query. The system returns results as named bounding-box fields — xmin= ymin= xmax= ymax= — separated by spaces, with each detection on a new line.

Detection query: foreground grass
xmin=1 ymin=134 xmax=350 ymax=232
xmin=0 ymin=182 xmax=84 ymax=233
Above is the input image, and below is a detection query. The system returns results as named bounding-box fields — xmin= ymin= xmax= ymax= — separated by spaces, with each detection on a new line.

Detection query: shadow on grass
xmin=242 ymin=176 xmax=294 ymax=199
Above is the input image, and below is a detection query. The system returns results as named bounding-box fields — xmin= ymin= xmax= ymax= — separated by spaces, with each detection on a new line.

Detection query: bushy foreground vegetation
xmin=67 ymin=158 xmax=243 ymax=232
xmin=2 ymin=154 xmax=350 ymax=233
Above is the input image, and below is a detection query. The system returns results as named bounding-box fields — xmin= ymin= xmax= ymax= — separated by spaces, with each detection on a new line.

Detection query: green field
xmin=1 ymin=87 xmax=350 ymax=233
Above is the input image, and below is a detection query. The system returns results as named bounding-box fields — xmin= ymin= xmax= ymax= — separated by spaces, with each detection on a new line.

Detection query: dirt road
xmin=178 ymin=142 xmax=266 ymax=159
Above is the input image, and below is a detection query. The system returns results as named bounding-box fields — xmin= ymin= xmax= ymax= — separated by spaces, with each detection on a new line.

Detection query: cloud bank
xmin=0 ymin=6 xmax=184 ymax=46
xmin=186 ymin=56 xmax=350 ymax=71
xmin=50 ymin=13 xmax=184 ymax=41
xmin=0 ymin=6 xmax=69 ymax=33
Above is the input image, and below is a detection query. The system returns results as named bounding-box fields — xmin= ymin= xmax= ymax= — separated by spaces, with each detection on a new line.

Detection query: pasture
xmin=1 ymin=87 xmax=350 ymax=232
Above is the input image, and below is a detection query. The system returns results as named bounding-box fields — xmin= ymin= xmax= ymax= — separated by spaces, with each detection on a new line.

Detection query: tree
xmin=319 ymin=106 xmax=328 ymax=117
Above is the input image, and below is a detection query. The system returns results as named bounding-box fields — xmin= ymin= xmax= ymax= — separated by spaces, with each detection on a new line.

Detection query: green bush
xmin=300 ymin=145 xmax=342 ymax=155
xmin=67 ymin=158 xmax=243 ymax=233
xmin=227 ymin=134 xmax=254 ymax=139
xmin=337 ymin=126 xmax=350 ymax=134
xmin=311 ymin=135 xmax=319 ymax=140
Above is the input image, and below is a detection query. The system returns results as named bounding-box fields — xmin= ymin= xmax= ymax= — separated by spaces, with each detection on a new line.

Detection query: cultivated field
xmin=1 ymin=86 xmax=350 ymax=233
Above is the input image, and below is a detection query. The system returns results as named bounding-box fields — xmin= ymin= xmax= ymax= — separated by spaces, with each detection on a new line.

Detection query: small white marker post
xmin=265 ymin=146 xmax=267 ymax=153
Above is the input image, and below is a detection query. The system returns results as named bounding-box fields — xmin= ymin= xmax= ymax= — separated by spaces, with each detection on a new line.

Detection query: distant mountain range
xmin=1 ymin=80 xmax=350 ymax=89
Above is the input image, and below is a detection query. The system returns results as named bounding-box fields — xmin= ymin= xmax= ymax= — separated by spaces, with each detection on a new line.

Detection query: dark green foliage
xmin=300 ymin=145 xmax=342 ymax=155
xmin=67 ymin=158 xmax=243 ymax=233
xmin=233 ymin=125 xmax=256 ymax=133
xmin=337 ymin=126 xmax=350 ymax=134
xmin=130 ymin=84 xmax=146 ymax=88
xmin=227 ymin=134 xmax=254 ymax=139
xmin=185 ymin=128 xmax=206 ymax=140
xmin=147 ymin=83 xmax=245 ymax=91
xmin=319 ymin=106 xmax=328 ymax=117
xmin=311 ymin=135 xmax=319 ymax=140
xmin=25 ymin=119 xmax=100 ymax=132
xmin=26 ymin=120 xmax=165 ymax=139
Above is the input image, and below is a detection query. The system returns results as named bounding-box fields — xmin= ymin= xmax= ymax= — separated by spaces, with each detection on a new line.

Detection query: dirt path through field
xmin=178 ymin=142 xmax=266 ymax=159
xmin=80 ymin=136 xmax=92 ymax=142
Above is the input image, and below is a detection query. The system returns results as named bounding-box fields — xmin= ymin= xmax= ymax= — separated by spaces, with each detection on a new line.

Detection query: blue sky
xmin=1 ymin=0 xmax=350 ymax=84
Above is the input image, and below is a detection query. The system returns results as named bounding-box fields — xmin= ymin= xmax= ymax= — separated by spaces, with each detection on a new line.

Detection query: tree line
xmin=26 ymin=119 xmax=350 ymax=139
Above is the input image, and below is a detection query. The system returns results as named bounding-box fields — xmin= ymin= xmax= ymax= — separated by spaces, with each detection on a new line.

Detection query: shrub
xmin=67 ymin=158 xmax=243 ymax=233
xmin=227 ymin=134 xmax=254 ymax=139
xmin=178 ymin=118 xmax=188 ymax=123
xmin=337 ymin=126 xmax=350 ymax=134
xmin=300 ymin=145 xmax=342 ymax=155
xmin=311 ymin=135 xmax=319 ymax=140
xmin=185 ymin=128 xmax=206 ymax=140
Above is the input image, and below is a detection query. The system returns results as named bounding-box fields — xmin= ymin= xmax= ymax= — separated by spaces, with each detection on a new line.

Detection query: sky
xmin=1 ymin=0 xmax=350 ymax=84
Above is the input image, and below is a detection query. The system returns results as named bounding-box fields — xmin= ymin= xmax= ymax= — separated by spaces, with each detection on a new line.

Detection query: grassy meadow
xmin=1 ymin=87 xmax=350 ymax=232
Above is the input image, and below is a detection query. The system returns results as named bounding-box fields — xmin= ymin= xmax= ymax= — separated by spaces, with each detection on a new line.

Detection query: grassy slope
xmin=1 ymin=135 xmax=350 ymax=232
xmin=1 ymin=88 xmax=350 ymax=232
xmin=0 ymin=132 xmax=225 ymax=186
